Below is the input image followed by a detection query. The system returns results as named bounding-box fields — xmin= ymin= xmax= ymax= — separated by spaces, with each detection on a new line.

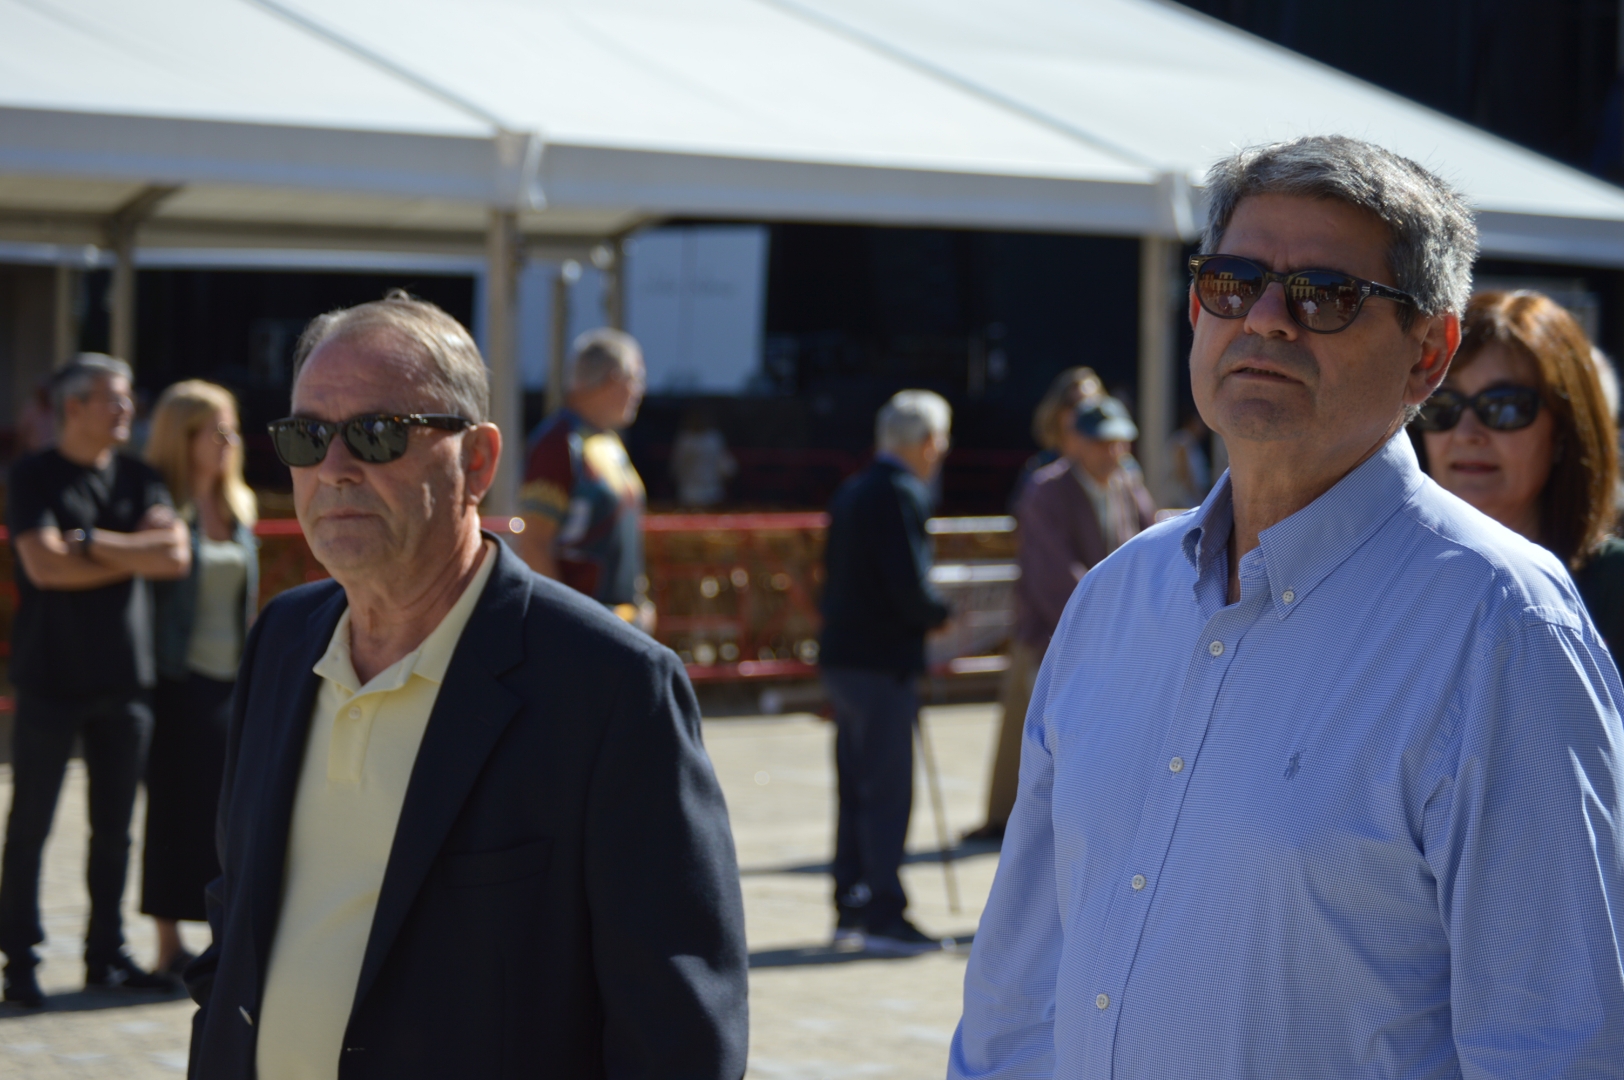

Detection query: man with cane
xmin=818 ymin=390 xmax=954 ymax=955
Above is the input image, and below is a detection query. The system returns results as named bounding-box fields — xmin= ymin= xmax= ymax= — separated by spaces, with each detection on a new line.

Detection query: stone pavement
xmin=0 ymin=703 xmax=1004 ymax=1078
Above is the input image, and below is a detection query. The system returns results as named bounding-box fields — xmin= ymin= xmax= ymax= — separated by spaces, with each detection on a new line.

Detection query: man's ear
xmin=463 ymin=423 xmax=503 ymax=506
xmin=1408 ymin=311 xmax=1460 ymax=404
xmin=1188 ymin=286 xmax=1201 ymax=330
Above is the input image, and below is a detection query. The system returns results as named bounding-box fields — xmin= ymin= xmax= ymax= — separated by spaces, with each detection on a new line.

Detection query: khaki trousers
xmin=984 ymin=639 xmax=1042 ymax=828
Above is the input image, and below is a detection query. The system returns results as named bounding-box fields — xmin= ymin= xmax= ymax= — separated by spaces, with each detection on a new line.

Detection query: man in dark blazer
xmin=187 ymin=293 xmax=747 ymax=1080
xmin=817 ymin=390 xmax=953 ymax=957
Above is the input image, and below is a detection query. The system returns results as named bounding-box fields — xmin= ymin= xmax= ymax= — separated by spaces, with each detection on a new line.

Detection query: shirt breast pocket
xmin=442 ymin=838 xmax=551 ymax=889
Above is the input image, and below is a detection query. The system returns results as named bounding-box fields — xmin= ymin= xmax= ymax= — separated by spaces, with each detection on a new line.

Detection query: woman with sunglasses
xmin=1415 ymin=290 xmax=1623 ymax=657
xmin=143 ymin=381 xmax=259 ymax=978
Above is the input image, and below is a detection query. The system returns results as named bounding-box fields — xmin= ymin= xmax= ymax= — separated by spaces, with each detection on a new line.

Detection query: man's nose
xmin=315 ymin=431 xmax=367 ymax=481
xmin=1242 ymin=281 xmax=1298 ymax=338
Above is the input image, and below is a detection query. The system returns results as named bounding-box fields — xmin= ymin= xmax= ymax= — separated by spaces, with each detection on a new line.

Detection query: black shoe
xmin=162 ymin=949 xmax=197 ymax=977
xmin=832 ymin=908 xmax=864 ymax=948
xmin=86 ymin=953 xmax=171 ymax=991
xmin=863 ymin=918 xmax=944 ymax=956
xmin=3 ymin=965 xmax=45 ymax=1008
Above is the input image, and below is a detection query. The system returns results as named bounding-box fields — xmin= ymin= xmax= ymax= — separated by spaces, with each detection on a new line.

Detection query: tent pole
xmin=485 ymin=209 xmax=522 ymax=516
xmin=104 ymin=185 xmax=180 ymax=367
xmin=547 ymin=259 xmax=579 ymax=416
xmin=1137 ymin=237 xmax=1180 ymax=507
xmin=53 ymin=265 xmax=78 ymax=366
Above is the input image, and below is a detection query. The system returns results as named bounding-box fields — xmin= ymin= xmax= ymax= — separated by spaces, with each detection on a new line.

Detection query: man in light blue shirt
xmin=951 ymin=135 xmax=1624 ymax=1079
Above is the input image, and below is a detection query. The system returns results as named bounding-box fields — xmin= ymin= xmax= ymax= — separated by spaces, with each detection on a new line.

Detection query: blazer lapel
xmin=247 ymin=587 xmax=347 ymax=969
xmin=349 ymin=542 xmax=528 ymax=1011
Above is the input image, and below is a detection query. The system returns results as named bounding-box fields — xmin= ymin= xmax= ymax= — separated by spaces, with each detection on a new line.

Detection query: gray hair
xmin=1202 ymin=135 xmax=1479 ymax=325
xmin=876 ymin=390 xmax=952 ymax=453
xmin=51 ymin=353 xmax=132 ymax=422
xmin=567 ymin=328 xmax=643 ymax=393
xmin=291 ymin=290 xmax=489 ymax=422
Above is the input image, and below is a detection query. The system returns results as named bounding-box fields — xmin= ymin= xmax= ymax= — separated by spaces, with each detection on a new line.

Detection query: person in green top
xmin=1415 ymin=289 xmax=1624 ymax=659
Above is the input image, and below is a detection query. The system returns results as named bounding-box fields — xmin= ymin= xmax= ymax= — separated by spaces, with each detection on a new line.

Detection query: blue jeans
xmin=822 ymin=667 xmax=917 ymax=929
xmin=0 ymin=690 xmax=152 ymax=970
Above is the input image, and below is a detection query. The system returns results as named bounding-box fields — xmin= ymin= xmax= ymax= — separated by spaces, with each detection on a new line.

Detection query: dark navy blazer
xmin=186 ymin=538 xmax=748 ymax=1079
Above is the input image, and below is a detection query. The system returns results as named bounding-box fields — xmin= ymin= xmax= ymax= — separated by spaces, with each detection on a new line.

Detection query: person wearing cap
xmin=966 ymin=397 xmax=1155 ymax=842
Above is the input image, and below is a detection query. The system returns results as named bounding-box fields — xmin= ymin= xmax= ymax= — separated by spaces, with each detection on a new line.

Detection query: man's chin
xmin=1210 ymin=398 xmax=1313 ymax=444
xmin=306 ymin=520 xmax=392 ymax=572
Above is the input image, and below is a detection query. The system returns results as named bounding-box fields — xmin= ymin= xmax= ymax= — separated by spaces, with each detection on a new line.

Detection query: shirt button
xmin=1131 ymin=874 xmax=1146 ymax=891
xmin=1096 ymin=993 xmax=1110 ymax=1010
xmin=1208 ymin=640 xmax=1224 ymax=657
xmin=1282 ymin=589 xmax=1296 ymax=604
xmin=1170 ymin=756 xmax=1185 ymax=773
xmin=348 ymin=706 xmax=361 ymax=719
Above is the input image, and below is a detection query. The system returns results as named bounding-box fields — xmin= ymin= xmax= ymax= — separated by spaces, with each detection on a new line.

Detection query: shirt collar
xmin=874 ymin=452 xmax=911 ymax=474
xmin=1179 ymin=431 xmax=1425 ymax=617
xmin=312 ymin=541 xmax=498 ymax=695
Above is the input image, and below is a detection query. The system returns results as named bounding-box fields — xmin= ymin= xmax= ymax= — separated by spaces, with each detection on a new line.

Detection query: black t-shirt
xmin=7 ymin=449 xmax=172 ymax=698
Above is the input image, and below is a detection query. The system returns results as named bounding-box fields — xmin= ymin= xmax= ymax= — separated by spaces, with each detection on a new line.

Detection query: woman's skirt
xmin=140 ymin=672 xmax=233 ymax=921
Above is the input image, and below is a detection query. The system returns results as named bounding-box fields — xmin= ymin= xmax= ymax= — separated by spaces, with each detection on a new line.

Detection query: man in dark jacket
xmin=818 ymin=390 xmax=953 ymax=955
xmin=187 ymin=294 xmax=747 ymax=1080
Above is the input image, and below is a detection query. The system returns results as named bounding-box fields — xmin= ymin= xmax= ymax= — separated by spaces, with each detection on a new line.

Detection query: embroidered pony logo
xmin=1284 ymin=751 xmax=1303 ymax=780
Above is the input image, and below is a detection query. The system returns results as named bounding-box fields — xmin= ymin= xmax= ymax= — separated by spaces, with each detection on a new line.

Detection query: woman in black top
xmin=1415 ymin=290 xmax=1623 ymax=656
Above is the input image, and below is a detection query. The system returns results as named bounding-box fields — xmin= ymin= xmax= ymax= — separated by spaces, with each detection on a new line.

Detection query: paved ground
xmin=0 ymin=703 xmax=1003 ymax=1078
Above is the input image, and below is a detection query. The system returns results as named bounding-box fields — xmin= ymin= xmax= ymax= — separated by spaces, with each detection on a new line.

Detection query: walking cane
xmin=915 ymin=714 xmax=961 ymax=914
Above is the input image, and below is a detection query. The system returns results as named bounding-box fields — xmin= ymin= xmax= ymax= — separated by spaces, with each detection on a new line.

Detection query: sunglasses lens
xmin=268 ymin=420 xmax=330 ymax=467
xmin=1287 ymin=271 xmax=1363 ymax=332
xmin=1478 ymin=388 xmax=1541 ymax=431
xmin=343 ymin=416 xmax=411 ymax=464
xmin=1414 ymin=396 xmax=1463 ymax=432
xmin=1195 ymin=256 xmax=1263 ymax=319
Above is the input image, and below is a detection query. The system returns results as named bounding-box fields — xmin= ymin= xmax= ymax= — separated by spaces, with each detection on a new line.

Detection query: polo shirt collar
xmin=312 ymin=540 xmax=497 ymax=695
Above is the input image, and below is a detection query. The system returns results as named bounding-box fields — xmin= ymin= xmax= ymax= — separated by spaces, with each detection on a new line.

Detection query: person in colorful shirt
xmin=517 ymin=329 xmax=652 ymax=628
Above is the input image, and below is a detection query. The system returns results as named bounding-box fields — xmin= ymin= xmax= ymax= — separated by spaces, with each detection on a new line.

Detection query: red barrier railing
xmin=0 ymin=511 xmax=1015 ymax=708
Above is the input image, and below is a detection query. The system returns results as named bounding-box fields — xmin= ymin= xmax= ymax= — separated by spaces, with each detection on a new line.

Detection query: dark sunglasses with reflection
xmin=1189 ymin=253 xmax=1418 ymax=334
xmin=267 ymin=413 xmax=473 ymax=467
xmin=1412 ymin=386 xmax=1543 ymax=433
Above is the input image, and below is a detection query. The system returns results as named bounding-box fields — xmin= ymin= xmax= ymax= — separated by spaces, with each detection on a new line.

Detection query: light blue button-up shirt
xmin=951 ymin=432 xmax=1624 ymax=1079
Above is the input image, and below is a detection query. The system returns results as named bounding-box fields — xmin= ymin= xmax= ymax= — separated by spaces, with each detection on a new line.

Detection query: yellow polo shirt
xmin=256 ymin=542 xmax=496 ymax=1080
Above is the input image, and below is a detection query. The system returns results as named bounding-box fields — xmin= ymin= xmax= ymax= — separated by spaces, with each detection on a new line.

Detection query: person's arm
xmin=874 ymin=480 xmax=952 ymax=631
xmin=83 ymin=503 xmax=190 ymax=581
xmin=14 ymin=527 xmax=137 ymax=590
xmin=949 ymin=626 xmax=1065 ymax=1079
xmin=1430 ymin=611 xmax=1624 ymax=1076
xmin=516 ymin=431 xmax=574 ymax=580
xmin=1016 ymin=482 xmax=1089 ymax=636
xmin=585 ymin=648 xmax=749 ymax=1078
xmin=513 ymin=514 xmax=560 ymax=579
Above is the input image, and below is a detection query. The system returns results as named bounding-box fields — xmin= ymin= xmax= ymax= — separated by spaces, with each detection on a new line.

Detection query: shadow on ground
xmin=741 ymin=838 xmax=1000 ymax=878
xmin=0 ymin=985 xmax=188 ymax=1019
xmin=750 ymin=935 xmax=976 ymax=969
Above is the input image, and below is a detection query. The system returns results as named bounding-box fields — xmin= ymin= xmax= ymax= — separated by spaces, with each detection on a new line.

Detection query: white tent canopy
xmin=5 ymin=0 xmax=1624 ymax=507
xmin=8 ymin=0 xmax=1624 ymax=251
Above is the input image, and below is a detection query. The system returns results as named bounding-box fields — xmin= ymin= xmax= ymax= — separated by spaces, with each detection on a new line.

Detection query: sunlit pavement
xmin=0 ymin=703 xmax=1001 ymax=1079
